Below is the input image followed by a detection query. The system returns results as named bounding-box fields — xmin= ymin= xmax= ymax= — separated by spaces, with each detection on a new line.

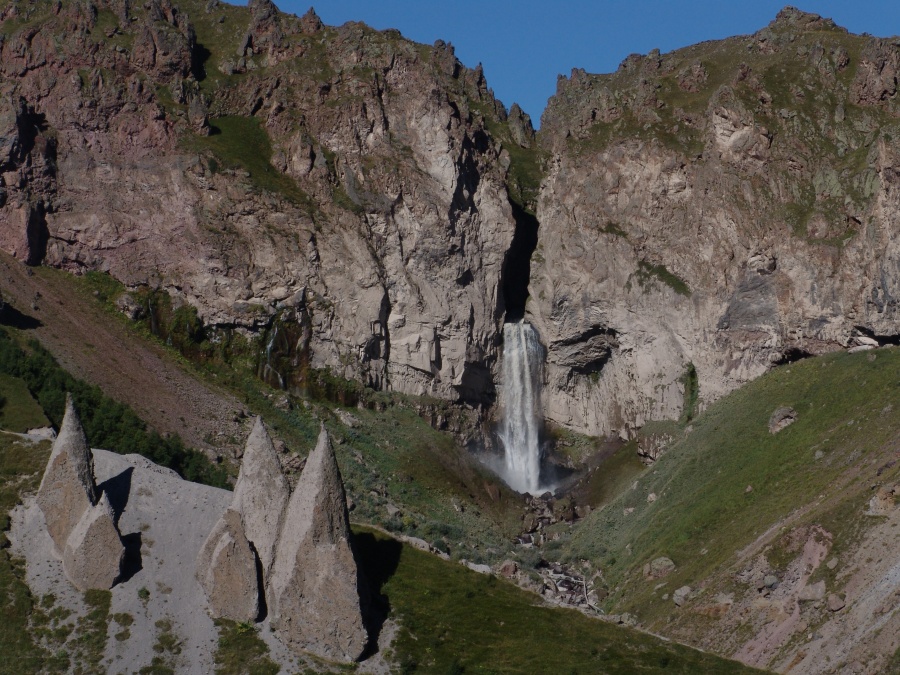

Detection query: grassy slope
xmin=0 ymin=436 xmax=49 ymax=674
xmin=0 ymin=373 xmax=48 ymax=432
xmin=354 ymin=527 xmax=763 ymax=674
xmin=562 ymin=347 xmax=900 ymax=627
xmin=0 ymin=372 xmax=761 ymax=674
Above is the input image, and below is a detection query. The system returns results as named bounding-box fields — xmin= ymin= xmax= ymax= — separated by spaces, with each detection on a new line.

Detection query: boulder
xmin=643 ymin=556 xmax=676 ymax=579
xmin=267 ymin=425 xmax=367 ymax=663
xmin=231 ymin=417 xmax=290 ymax=580
xmin=36 ymin=395 xmax=98 ymax=555
xmin=498 ymin=560 xmax=518 ymax=578
xmin=62 ymin=492 xmax=124 ymax=591
xmin=827 ymin=593 xmax=846 ymax=612
xmin=799 ymin=580 xmax=826 ymax=602
xmin=673 ymin=585 xmax=692 ymax=606
xmin=768 ymin=407 xmax=798 ymax=434
xmin=196 ymin=509 xmax=261 ymax=622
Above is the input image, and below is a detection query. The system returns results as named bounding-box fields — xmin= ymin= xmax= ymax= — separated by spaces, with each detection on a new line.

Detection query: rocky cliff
xmin=530 ymin=8 xmax=900 ymax=436
xmin=0 ymin=0 xmax=527 ymax=407
xmin=6 ymin=3 xmax=900 ymax=441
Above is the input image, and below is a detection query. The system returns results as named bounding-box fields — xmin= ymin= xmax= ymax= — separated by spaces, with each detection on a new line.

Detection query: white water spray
xmin=498 ymin=321 xmax=544 ymax=494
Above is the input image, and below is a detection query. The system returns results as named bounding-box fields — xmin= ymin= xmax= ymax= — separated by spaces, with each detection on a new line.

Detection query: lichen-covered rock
xmin=768 ymin=407 xmax=798 ymax=434
xmin=267 ymin=425 xmax=367 ymax=663
xmin=61 ymin=492 xmax=124 ymax=591
xmin=195 ymin=509 xmax=261 ymax=623
xmin=231 ymin=417 xmax=290 ymax=580
xmin=36 ymin=395 xmax=98 ymax=555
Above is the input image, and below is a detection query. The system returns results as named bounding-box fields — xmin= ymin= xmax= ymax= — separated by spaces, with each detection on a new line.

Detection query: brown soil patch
xmin=0 ymin=252 xmax=246 ymax=455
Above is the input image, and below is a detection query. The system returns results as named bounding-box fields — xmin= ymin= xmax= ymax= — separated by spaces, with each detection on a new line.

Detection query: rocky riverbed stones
xmin=644 ymin=556 xmax=676 ymax=579
xmin=267 ymin=425 xmax=367 ymax=663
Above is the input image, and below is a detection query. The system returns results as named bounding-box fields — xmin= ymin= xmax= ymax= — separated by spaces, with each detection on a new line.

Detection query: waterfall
xmin=498 ymin=321 xmax=544 ymax=494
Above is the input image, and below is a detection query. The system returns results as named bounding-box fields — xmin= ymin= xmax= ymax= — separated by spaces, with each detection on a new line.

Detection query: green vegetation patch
xmin=353 ymin=527 xmax=762 ymax=674
xmin=0 ymin=328 xmax=227 ymax=487
xmin=183 ymin=116 xmax=313 ymax=208
xmin=635 ymin=260 xmax=691 ymax=297
xmin=72 ymin=590 xmax=112 ymax=673
xmin=565 ymin=347 xmax=900 ymax=626
xmin=0 ymin=373 xmax=49 ymax=432
xmin=213 ymin=620 xmax=279 ymax=675
xmin=0 ymin=436 xmax=52 ymax=674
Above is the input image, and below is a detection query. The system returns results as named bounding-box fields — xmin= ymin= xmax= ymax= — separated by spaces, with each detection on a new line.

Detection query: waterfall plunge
xmin=498 ymin=321 xmax=545 ymax=494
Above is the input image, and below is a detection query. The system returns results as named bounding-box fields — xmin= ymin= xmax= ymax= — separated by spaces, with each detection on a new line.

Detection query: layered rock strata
xmin=0 ymin=0 xmax=519 ymax=405
xmin=36 ymin=395 xmax=124 ymax=590
xmin=10 ymin=3 xmax=900 ymax=442
xmin=529 ymin=8 xmax=900 ymax=436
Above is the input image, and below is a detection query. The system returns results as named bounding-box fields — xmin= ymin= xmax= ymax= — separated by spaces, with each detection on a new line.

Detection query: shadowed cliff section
xmin=501 ymin=202 xmax=539 ymax=323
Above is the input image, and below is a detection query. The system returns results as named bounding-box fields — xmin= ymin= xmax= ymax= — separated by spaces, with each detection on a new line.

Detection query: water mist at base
xmin=497 ymin=321 xmax=547 ymax=494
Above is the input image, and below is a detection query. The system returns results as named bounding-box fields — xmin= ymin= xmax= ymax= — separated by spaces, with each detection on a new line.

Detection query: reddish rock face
xmin=0 ymin=0 xmax=517 ymax=410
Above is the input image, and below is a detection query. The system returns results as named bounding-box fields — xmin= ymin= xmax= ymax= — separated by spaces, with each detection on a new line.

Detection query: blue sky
xmin=273 ymin=1 xmax=900 ymax=126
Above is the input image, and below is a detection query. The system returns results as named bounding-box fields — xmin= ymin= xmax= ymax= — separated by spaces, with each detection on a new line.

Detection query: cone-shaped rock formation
xmin=195 ymin=508 xmax=261 ymax=622
xmin=62 ymin=492 xmax=125 ymax=591
xmin=37 ymin=394 xmax=98 ymax=555
xmin=36 ymin=395 xmax=125 ymax=591
xmin=231 ymin=417 xmax=290 ymax=580
xmin=267 ymin=424 xmax=367 ymax=663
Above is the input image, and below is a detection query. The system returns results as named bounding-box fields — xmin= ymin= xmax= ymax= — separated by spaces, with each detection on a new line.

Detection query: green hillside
xmin=560 ymin=347 xmax=900 ymax=631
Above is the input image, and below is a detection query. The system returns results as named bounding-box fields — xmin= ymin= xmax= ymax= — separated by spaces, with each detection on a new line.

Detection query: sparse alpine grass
xmin=563 ymin=347 xmax=900 ymax=627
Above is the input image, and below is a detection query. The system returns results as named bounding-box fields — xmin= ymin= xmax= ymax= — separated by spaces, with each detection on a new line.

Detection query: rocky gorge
xmin=6 ymin=2 xmax=900 ymax=448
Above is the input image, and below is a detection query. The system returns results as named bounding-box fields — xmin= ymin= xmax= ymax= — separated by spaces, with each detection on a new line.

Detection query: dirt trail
xmin=0 ymin=253 xmax=247 ymax=455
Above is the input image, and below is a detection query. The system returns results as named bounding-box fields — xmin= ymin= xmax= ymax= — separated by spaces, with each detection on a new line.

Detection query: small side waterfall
xmin=498 ymin=321 xmax=544 ymax=494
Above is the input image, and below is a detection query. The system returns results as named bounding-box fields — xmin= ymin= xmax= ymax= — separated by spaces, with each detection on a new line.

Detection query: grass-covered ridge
xmin=561 ymin=347 xmax=900 ymax=626
xmin=354 ymin=527 xmax=763 ymax=674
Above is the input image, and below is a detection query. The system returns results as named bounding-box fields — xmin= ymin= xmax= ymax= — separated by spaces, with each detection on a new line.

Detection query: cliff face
xmin=6 ymin=3 xmax=900 ymax=439
xmin=530 ymin=8 xmax=900 ymax=436
xmin=0 ymin=0 xmax=521 ymax=405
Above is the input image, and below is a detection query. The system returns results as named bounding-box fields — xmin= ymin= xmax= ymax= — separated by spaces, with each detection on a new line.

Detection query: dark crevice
xmin=25 ymin=202 xmax=49 ymax=265
xmin=249 ymin=541 xmax=267 ymax=622
xmin=773 ymin=347 xmax=813 ymax=365
xmin=854 ymin=325 xmax=900 ymax=346
xmin=501 ymin=202 xmax=539 ymax=322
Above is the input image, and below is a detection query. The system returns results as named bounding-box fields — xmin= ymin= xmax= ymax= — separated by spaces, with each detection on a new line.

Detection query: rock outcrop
xmin=36 ymin=395 xmax=124 ymax=590
xmin=231 ymin=417 xmax=290 ymax=579
xmin=195 ymin=508 xmax=261 ymax=622
xmin=62 ymin=492 xmax=126 ymax=592
xmin=267 ymin=425 xmax=367 ymax=663
xmin=36 ymin=395 xmax=98 ymax=554
xmin=529 ymin=9 xmax=900 ymax=437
